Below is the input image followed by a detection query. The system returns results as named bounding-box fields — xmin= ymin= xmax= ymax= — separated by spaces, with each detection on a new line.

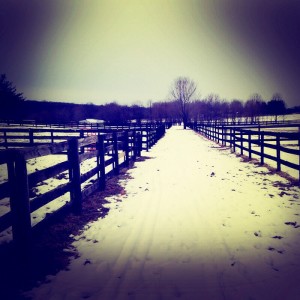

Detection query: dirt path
xmin=25 ymin=126 xmax=300 ymax=300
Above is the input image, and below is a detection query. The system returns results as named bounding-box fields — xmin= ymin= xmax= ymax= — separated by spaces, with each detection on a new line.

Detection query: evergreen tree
xmin=0 ymin=74 xmax=25 ymax=120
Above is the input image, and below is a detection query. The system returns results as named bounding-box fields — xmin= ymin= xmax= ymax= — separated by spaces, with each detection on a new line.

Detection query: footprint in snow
xmin=230 ymin=256 xmax=238 ymax=266
xmin=267 ymin=247 xmax=284 ymax=254
xmin=278 ymin=191 xmax=291 ymax=197
xmin=83 ymin=259 xmax=92 ymax=265
xmin=272 ymin=235 xmax=283 ymax=239
xmin=250 ymin=210 xmax=258 ymax=215
xmin=285 ymin=221 xmax=300 ymax=228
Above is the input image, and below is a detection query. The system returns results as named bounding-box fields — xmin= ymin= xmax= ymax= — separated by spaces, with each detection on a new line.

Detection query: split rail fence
xmin=0 ymin=125 xmax=166 ymax=254
xmin=189 ymin=122 xmax=300 ymax=181
xmin=0 ymin=124 xmax=167 ymax=152
xmin=0 ymin=119 xmax=172 ymax=130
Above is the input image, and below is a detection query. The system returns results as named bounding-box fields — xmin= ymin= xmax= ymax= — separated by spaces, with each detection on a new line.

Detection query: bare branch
xmin=170 ymin=77 xmax=197 ymax=129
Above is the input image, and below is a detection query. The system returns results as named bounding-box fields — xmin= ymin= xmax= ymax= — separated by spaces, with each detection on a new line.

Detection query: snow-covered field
xmin=229 ymin=136 xmax=299 ymax=179
xmin=0 ymin=152 xmax=122 ymax=244
xmin=24 ymin=126 xmax=300 ymax=300
xmin=230 ymin=113 xmax=300 ymax=124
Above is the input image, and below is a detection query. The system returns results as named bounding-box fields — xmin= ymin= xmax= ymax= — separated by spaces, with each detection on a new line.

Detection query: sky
xmin=0 ymin=0 xmax=299 ymax=107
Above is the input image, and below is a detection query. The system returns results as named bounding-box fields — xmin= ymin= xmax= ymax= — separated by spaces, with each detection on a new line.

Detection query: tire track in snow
xmin=99 ymin=183 xmax=162 ymax=299
xmin=24 ymin=126 xmax=300 ymax=300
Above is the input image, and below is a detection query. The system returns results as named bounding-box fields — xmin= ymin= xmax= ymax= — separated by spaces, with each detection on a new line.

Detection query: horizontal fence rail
xmin=188 ymin=122 xmax=300 ymax=181
xmin=0 ymin=124 xmax=169 ymax=151
xmin=193 ymin=119 xmax=300 ymax=126
xmin=0 ymin=125 xmax=167 ymax=254
xmin=0 ymin=119 xmax=173 ymax=130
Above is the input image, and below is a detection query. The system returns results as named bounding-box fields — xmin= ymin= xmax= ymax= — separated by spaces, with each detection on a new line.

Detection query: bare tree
xmin=245 ymin=93 xmax=264 ymax=123
xmin=230 ymin=99 xmax=244 ymax=123
xmin=204 ymin=93 xmax=220 ymax=122
xmin=171 ymin=77 xmax=196 ymax=129
xmin=267 ymin=93 xmax=286 ymax=122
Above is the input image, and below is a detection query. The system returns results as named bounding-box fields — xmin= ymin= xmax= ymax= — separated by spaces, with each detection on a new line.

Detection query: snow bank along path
xmin=26 ymin=126 xmax=300 ymax=300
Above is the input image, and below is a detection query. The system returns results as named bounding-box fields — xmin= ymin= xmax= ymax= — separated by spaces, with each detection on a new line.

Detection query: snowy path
xmin=26 ymin=126 xmax=300 ymax=300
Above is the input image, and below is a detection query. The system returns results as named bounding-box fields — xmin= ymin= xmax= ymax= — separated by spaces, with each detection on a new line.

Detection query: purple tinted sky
xmin=1 ymin=0 xmax=299 ymax=107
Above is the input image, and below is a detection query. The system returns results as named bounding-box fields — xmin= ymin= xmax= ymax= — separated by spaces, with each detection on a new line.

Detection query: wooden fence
xmin=192 ymin=119 xmax=299 ymax=126
xmin=0 ymin=124 xmax=167 ymax=152
xmin=188 ymin=122 xmax=300 ymax=181
xmin=0 ymin=119 xmax=173 ymax=130
xmin=0 ymin=126 xmax=166 ymax=254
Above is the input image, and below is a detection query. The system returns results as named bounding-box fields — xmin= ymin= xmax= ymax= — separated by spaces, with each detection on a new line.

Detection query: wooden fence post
xmin=51 ymin=130 xmax=54 ymax=143
xmin=124 ymin=131 xmax=129 ymax=167
xmin=240 ymin=131 xmax=244 ymax=156
xmin=233 ymin=129 xmax=236 ymax=153
xmin=3 ymin=130 xmax=7 ymax=148
xmin=113 ymin=132 xmax=119 ymax=175
xmin=276 ymin=135 xmax=281 ymax=171
xmin=248 ymin=133 xmax=252 ymax=159
xmin=224 ymin=127 xmax=227 ymax=146
xmin=260 ymin=132 xmax=264 ymax=165
xmin=8 ymin=151 xmax=31 ymax=257
xmin=132 ymin=131 xmax=137 ymax=160
xmin=229 ymin=128 xmax=233 ymax=151
xmin=221 ymin=126 xmax=224 ymax=145
xmin=98 ymin=135 xmax=106 ymax=190
xmin=146 ymin=124 xmax=149 ymax=151
xmin=95 ymin=134 xmax=101 ymax=182
xmin=148 ymin=130 xmax=152 ymax=148
xmin=80 ymin=130 xmax=85 ymax=153
xmin=68 ymin=138 xmax=82 ymax=214
xmin=29 ymin=129 xmax=34 ymax=146
xmin=137 ymin=131 xmax=142 ymax=156
xmin=137 ymin=132 xmax=142 ymax=157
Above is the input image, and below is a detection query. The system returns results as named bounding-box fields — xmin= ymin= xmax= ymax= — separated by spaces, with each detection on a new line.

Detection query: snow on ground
xmin=20 ymin=125 xmax=300 ymax=299
xmin=231 ymin=137 xmax=299 ymax=179
xmin=234 ymin=113 xmax=300 ymax=123
xmin=0 ymin=152 xmax=121 ymax=244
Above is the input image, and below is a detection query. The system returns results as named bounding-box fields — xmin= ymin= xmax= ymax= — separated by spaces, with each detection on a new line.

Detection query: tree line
xmin=0 ymin=74 xmax=299 ymax=125
xmin=0 ymin=74 xmax=148 ymax=123
xmin=153 ymin=77 xmax=298 ymax=127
